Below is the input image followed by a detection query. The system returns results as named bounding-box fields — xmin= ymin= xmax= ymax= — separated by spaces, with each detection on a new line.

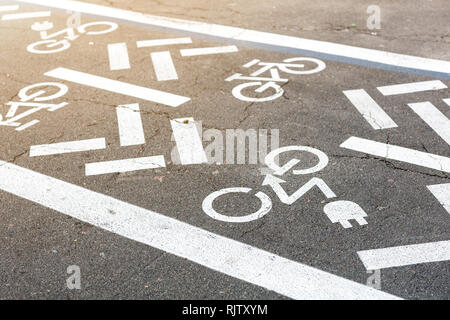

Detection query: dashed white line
xmin=0 ymin=160 xmax=400 ymax=299
xmin=45 ymin=67 xmax=190 ymax=107
xmin=171 ymin=117 xmax=208 ymax=165
xmin=1 ymin=10 xmax=50 ymax=20
xmin=443 ymin=98 xmax=450 ymax=107
xmin=0 ymin=5 xmax=19 ymax=12
xmin=108 ymin=43 xmax=131 ymax=71
xmin=116 ymin=103 xmax=145 ymax=146
xmin=377 ymin=80 xmax=447 ymax=96
xmin=358 ymin=241 xmax=450 ymax=270
xmin=30 ymin=138 xmax=106 ymax=157
xmin=137 ymin=37 xmax=192 ymax=48
xmin=343 ymin=89 xmax=398 ymax=130
xmin=340 ymin=136 xmax=450 ymax=173
xmin=180 ymin=45 xmax=238 ymax=57
xmin=15 ymin=119 xmax=39 ymax=131
xmin=151 ymin=51 xmax=178 ymax=81
xmin=408 ymin=102 xmax=450 ymax=145
xmin=427 ymin=183 xmax=450 ymax=215
xmin=85 ymin=156 xmax=165 ymax=175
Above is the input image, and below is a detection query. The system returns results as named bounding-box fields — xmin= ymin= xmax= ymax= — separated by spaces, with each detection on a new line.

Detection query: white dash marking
xmin=171 ymin=117 xmax=207 ymax=165
xmin=358 ymin=241 xmax=450 ymax=270
xmin=45 ymin=67 xmax=190 ymax=107
xmin=0 ymin=5 xmax=19 ymax=12
xmin=108 ymin=43 xmax=130 ymax=70
xmin=85 ymin=156 xmax=165 ymax=175
xmin=408 ymin=102 xmax=450 ymax=145
xmin=151 ymin=51 xmax=178 ymax=81
xmin=343 ymin=89 xmax=397 ymax=130
xmin=136 ymin=37 xmax=192 ymax=48
xmin=15 ymin=119 xmax=39 ymax=131
xmin=243 ymin=59 xmax=260 ymax=68
xmin=340 ymin=136 xmax=450 ymax=173
xmin=180 ymin=45 xmax=238 ymax=57
xmin=443 ymin=98 xmax=450 ymax=107
xmin=427 ymin=183 xmax=450 ymax=215
xmin=377 ymin=80 xmax=447 ymax=96
xmin=30 ymin=138 xmax=106 ymax=157
xmin=0 ymin=160 xmax=400 ymax=299
xmin=1 ymin=11 xmax=50 ymax=20
xmin=116 ymin=103 xmax=145 ymax=146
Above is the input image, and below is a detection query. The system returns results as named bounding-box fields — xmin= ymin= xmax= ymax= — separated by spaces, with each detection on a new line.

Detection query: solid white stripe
xmin=14 ymin=0 xmax=450 ymax=76
xmin=108 ymin=43 xmax=131 ymax=70
xmin=30 ymin=138 xmax=106 ymax=157
xmin=45 ymin=67 xmax=190 ymax=107
xmin=116 ymin=103 xmax=145 ymax=146
xmin=137 ymin=37 xmax=192 ymax=47
xmin=85 ymin=156 xmax=165 ymax=175
xmin=358 ymin=241 xmax=450 ymax=270
xmin=443 ymin=98 xmax=450 ymax=107
xmin=427 ymin=183 xmax=450 ymax=215
xmin=1 ymin=11 xmax=50 ymax=20
xmin=377 ymin=80 xmax=447 ymax=96
xmin=343 ymin=89 xmax=397 ymax=130
xmin=408 ymin=102 xmax=450 ymax=145
xmin=151 ymin=51 xmax=178 ymax=81
xmin=180 ymin=46 xmax=238 ymax=57
xmin=0 ymin=161 xmax=400 ymax=299
xmin=0 ymin=5 xmax=19 ymax=12
xmin=15 ymin=119 xmax=39 ymax=131
xmin=340 ymin=137 xmax=450 ymax=173
xmin=171 ymin=118 xmax=207 ymax=165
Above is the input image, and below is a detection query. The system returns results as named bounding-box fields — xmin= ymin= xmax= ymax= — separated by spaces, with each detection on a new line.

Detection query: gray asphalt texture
xmin=0 ymin=0 xmax=449 ymax=299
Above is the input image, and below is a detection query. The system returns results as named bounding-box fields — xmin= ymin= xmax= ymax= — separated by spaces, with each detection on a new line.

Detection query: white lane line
xmin=427 ymin=183 xmax=450 ymax=215
xmin=377 ymin=80 xmax=447 ymax=96
xmin=1 ymin=10 xmax=50 ymax=20
xmin=340 ymin=136 xmax=450 ymax=173
xmin=15 ymin=119 xmax=39 ymax=131
xmin=443 ymin=98 xmax=450 ymax=107
xmin=30 ymin=138 xmax=106 ymax=157
xmin=408 ymin=102 xmax=450 ymax=145
xmin=45 ymin=67 xmax=190 ymax=108
xmin=15 ymin=0 xmax=450 ymax=78
xmin=0 ymin=161 xmax=400 ymax=300
xmin=0 ymin=5 xmax=19 ymax=12
xmin=180 ymin=45 xmax=238 ymax=57
xmin=343 ymin=89 xmax=397 ymax=130
xmin=116 ymin=103 xmax=145 ymax=146
xmin=137 ymin=37 xmax=192 ymax=48
xmin=358 ymin=241 xmax=450 ymax=270
xmin=107 ymin=43 xmax=131 ymax=71
xmin=170 ymin=117 xmax=207 ymax=165
xmin=151 ymin=51 xmax=178 ymax=81
xmin=85 ymin=156 xmax=165 ymax=175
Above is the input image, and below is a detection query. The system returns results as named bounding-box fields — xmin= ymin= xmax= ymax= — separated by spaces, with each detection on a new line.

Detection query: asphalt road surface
xmin=0 ymin=0 xmax=449 ymax=300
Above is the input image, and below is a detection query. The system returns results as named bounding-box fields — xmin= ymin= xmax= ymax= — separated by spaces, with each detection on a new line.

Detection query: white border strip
xmin=15 ymin=0 xmax=450 ymax=78
xmin=30 ymin=138 xmax=106 ymax=157
xmin=0 ymin=160 xmax=400 ymax=299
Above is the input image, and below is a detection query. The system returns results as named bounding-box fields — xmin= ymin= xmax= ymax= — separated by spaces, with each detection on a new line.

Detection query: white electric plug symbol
xmin=323 ymin=200 xmax=368 ymax=228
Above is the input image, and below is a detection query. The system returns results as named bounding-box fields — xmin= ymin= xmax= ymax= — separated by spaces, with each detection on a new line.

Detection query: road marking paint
xmin=243 ymin=59 xmax=260 ymax=68
xmin=136 ymin=37 xmax=192 ymax=48
xmin=30 ymin=138 xmax=106 ymax=157
xmin=443 ymin=98 xmax=450 ymax=107
xmin=340 ymin=136 xmax=450 ymax=173
xmin=180 ymin=45 xmax=238 ymax=57
xmin=408 ymin=102 xmax=450 ymax=145
xmin=107 ymin=43 xmax=131 ymax=70
xmin=151 ymin=51 xmax=178 ymax=81
xmin=116 ymin=103 xmax=145 ymax=146
xmin=0 ymin=161 xmax=400 ymax=299
xmin=343 ymin=89 xmax=398 ymax=130
xmin=170 ymin=117 xmax=207 ymax=165
xmin=1 ymin=10 xmax=50 ymax=20
xmin=85 ymin=156 xmax=165 ymax=175
xmin=0 ymin=5 xmax=19 ymax=12
xmin=377 ymin=80 xmax=447 ymax=96
xmin=427 ymin=183 xmax=450 ymax=215
xmin=357 ymin=241 xmax=450 ymax=270
xmin=15 ymin=119 xmax=39 ymax=131
xmin=15 ymin=0 xmax=450 ymax=78
xmin=44 ymin=67 xmax=190 ymax=107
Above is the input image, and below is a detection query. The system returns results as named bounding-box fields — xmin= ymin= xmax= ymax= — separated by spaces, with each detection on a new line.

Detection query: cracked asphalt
xmin=0 ymin=0 xmax=449 ymax=300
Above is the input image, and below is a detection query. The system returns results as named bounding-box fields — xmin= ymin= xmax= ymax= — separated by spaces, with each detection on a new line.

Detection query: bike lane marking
xmin=1 ymin=10 xmax=49 ymax=20
xmin=408 ymin=102 xmax=450 ymax=145
xmin=151 ymin=51 xmax=178 ymax=81
xmin=116 ymin=103 xmax=146 ymax=147
xmin=14 ymin=0 xmax=450 ymax=79
xmin=427 ymin=183 xmax=450 ymax=215
xmin=85 ymin=156 xmax=166 ymax=176
xmin=107 ymin=43 xmax=131 ymax=71
xmin=180 ymin=45 xmax=239 ymax=57
xmin=0 ymin=4 xmax=19 ymax=11
xmin=0 ymin=160 xmax=400 ymax=300
xmin=29 ymin=138 xmax=106 ymax=157
xmin=377 ymin=80 xmax=447 ymax=96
